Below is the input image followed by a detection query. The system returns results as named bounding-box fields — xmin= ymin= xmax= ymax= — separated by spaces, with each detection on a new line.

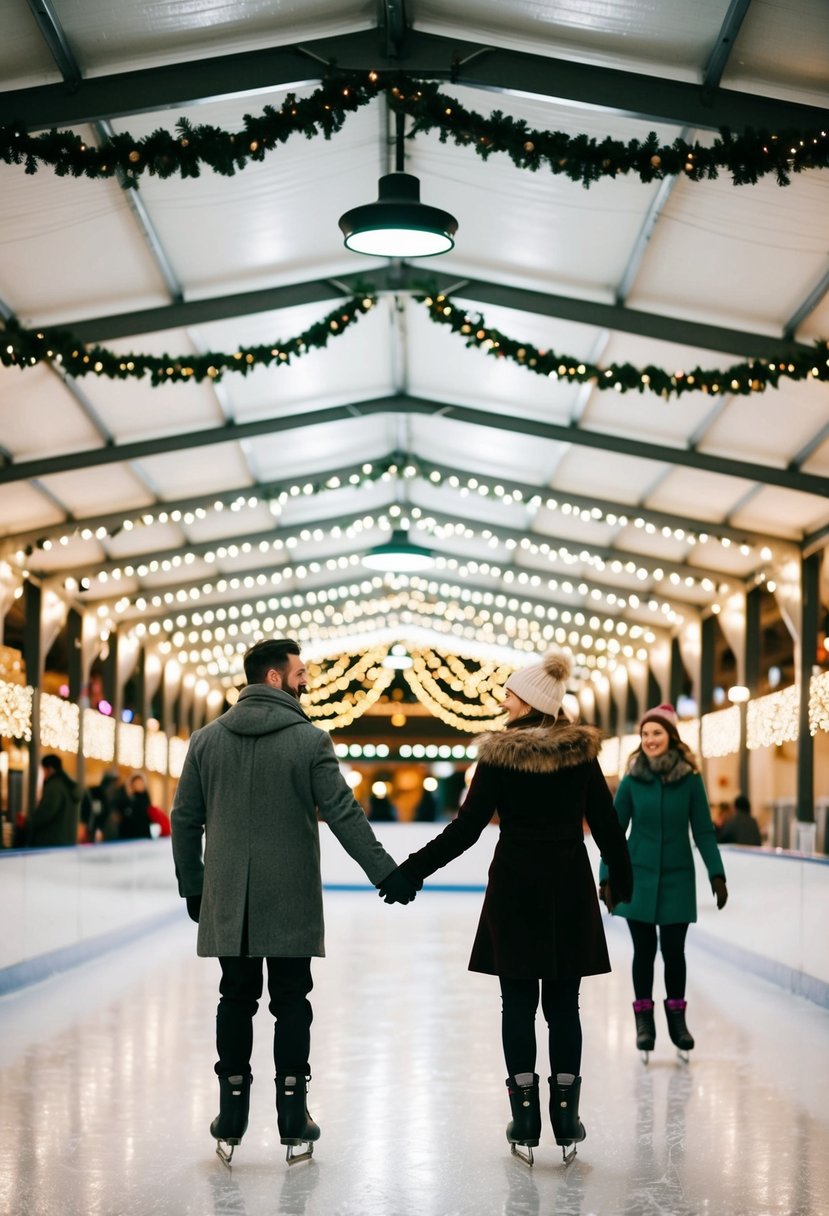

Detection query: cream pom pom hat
xmin=505 ymin=651 xmax=571 ymax=717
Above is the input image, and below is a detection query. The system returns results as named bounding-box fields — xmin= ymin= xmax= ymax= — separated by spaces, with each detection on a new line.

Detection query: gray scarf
xmin=630 ymin=746 xmax=693 ymax=784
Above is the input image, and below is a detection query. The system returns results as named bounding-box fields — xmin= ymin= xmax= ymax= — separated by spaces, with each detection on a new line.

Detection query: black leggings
xmin=499 ymin=974 xmax=582 ymax=1078
xmin=626 ymin=920 xmax=689 ymax=1000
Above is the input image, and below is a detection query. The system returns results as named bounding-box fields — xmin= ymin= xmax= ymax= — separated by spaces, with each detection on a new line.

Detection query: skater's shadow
xmin=502 ymin=1151 xmax=590 ymax=1216
xmin=278 ymin=1157 xmax=321 ymax=1215
xmin=209 ymin=1164 xmax=247 ymax=1216
xmin=620 ymin=1061 xmax=694 ymax=1216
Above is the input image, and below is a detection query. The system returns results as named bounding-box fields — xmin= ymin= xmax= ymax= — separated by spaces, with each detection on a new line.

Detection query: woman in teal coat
xmin=599 ymin=703 xmax=727 ymax=1057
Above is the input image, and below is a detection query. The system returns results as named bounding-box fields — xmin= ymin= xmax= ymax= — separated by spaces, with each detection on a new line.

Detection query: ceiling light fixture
xmin=338 ymin=113 xmax=457 ymax=258
xmin=363 ymin=529 xmax=436 ymax=572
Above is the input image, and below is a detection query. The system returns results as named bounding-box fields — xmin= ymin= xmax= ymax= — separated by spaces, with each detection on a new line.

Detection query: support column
xmin=67 ymin=608 xmax=85 ymax=792
xmin=22 ymin=581 xmax=42 ymax=814
xmin=740 ymin=586 xmax=762 ymax=796
xmin=669 ymin=637 xmax=684 ymax=708
xmin=796 ymin=553 xmax=819 ymax=825
xmin=700 ymin=614 xmax=716 ymax=716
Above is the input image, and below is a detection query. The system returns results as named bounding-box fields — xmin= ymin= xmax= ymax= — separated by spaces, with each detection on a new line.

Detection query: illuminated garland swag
xmin=0 ymin=296 xmax=376 ymax=385
xmin=3 ymin=291 xmax=827 ymax=397
xmin=2 ymin=73 xmax=828 ymax=189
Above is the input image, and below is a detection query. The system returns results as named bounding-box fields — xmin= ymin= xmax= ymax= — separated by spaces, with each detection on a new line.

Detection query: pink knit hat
xmin=639 ymin=703 xmax=679 ymax=734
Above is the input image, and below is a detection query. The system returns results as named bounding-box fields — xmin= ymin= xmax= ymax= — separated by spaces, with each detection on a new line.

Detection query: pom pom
xmin=542 ymin=651 xmax=571 ymax=681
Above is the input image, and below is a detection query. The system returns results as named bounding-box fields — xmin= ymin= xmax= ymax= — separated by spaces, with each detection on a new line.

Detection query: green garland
xmin=3 ymin=289 xmax=827 ymax=395
xmin=2 ymin=72 xmax=827 ymax=188
xmin=0 ymin=296 xmax=377 ymax=384
xmin=419 ymin=294 xmax=829 ymax=397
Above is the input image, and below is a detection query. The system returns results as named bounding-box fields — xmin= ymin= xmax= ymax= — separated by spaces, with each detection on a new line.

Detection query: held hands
xmin=185 ymin=894 xmax=202 ymax=923
xmin=377 ymin=865 xmax=421 ymax=905
xmin=598 ymin=880 xmax=614 ymax=914
xmin=711 ymin=875 xmax=728 ymax=910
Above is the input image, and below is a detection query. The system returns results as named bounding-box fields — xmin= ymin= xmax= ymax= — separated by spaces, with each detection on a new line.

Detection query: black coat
xmin=401 ymin=723 xmax=632 ymax=980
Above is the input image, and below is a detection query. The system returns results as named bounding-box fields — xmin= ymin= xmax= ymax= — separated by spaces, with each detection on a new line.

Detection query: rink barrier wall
xmin=2 ymin=827 xmax=828 ymax=1006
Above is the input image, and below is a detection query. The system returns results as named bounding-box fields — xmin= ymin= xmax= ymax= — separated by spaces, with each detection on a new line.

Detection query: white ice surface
xmin=1 ymin=891 xmax=827 ymax=1216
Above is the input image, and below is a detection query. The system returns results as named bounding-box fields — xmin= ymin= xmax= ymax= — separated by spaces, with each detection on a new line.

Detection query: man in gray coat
xmin=171 ymin=638 xmax=417 ymax=1164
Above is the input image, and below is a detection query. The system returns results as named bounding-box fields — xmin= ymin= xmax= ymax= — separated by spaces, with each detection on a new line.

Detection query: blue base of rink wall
xmin=691 ymin=928 xmax=829 ymax=1009
xmin=0 ymin=907 xmax=181 ymax=997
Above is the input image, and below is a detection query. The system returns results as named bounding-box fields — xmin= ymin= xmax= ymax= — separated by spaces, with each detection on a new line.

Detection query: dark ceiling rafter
xmin=59 ymin=266 xmax=814 ymax=361
xmin=2 ymin=393 xmax=827 ymax=503
xmin=3 ymin=27 xmax=828 ymax=134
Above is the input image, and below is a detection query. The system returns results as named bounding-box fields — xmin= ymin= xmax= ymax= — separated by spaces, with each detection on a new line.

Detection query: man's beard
xmin=286 ymin=682 xmax=307 ymax=701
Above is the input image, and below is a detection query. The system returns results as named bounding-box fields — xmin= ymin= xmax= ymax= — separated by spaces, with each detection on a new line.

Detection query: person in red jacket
xmin=379 ymin=651 xmax=632 ymax=1165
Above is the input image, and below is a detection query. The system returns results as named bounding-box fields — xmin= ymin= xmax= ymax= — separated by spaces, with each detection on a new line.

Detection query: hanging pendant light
xmin=363 ymin=528 xmax=436 ymax=572
xmin=339 ymin=111 xmax=457 ymax=258
xmin=339 ymin=172 xmax=458 ymax=258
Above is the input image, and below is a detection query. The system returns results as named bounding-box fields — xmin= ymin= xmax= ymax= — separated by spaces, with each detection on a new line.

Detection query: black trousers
xmin=626 ymin=920 xmax=689 ymax=1000
xmin=215 ymin=956 xmax=313 ymax=1078
xmin=499 ymin=974 xmax=582 ymax=1079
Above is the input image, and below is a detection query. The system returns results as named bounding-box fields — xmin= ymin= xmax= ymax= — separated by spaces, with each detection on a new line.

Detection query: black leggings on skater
xmin=499 ymin=974 xmax=582 ymax=1078
xmin=626 ymin=919 xmax=689 ymax=1000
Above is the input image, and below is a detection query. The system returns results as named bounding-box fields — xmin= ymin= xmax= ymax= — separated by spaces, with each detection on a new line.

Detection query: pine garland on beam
xmin=1 ymin=72 xmax=827 ymax=189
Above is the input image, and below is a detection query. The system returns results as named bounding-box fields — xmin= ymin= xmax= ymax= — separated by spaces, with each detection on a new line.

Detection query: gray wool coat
xmin=171 ymin=684 xmax=398 ymax=958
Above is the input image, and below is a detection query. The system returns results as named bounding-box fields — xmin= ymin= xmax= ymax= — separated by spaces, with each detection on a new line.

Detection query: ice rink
xmin=1 ymin=890 xmax=827 ymax=1216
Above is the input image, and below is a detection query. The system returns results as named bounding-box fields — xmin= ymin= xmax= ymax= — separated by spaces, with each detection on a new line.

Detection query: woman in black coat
xmin=382 ymin=652 xmax=632 ymax=1164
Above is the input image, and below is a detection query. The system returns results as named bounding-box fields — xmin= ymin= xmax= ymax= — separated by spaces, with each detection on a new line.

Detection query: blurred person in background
xmin=28 ymin=754 xmax=80 ymax=848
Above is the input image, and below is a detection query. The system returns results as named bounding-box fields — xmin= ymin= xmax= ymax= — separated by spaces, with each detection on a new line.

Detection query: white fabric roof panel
xmin=417 ymin=0 xmax=729 ymax=81
xmin=53 ymin=0 xmax=369 ymax=77
xmin=0 ymin=0 xmax=826 ymax=678
xmin=0 ymin=153 xmax=172 ymax=328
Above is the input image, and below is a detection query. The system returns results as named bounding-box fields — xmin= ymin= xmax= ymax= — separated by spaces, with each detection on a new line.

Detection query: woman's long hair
xmin=507 ymin=707 xmax=569 ymax=732
xmin=630 ymin=723 xmax=699 ymax=773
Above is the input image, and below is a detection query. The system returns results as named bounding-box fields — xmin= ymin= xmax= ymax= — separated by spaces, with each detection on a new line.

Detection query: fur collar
xmin=473 ymin=723 xmax=604 ymax=774
xmin=629 ymin=747 xmax=694 ymax=784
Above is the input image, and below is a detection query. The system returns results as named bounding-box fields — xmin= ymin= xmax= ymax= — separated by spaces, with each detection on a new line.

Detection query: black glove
xmin=711 ymin=875 xmax=728 ymax=910
xmin=186 ymin=894 xmax=202 ymax=923
xmin=377 ymin=866 xmax=420 ymax=905
xmin=598 ymin=880 xmax=613 ymax=913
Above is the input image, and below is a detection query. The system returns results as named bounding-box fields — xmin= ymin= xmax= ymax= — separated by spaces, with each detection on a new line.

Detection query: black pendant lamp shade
xmin=339 ymin=172 xmax=458 ymax=258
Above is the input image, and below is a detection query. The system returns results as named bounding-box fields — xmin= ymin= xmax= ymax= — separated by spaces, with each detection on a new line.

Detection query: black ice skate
xmin=549 ymin=1076 xmax=586 ymax=1165
xmin=505 ymin=1074 xmax=542 ymax=1167
xmin=633 ymin=998 xmax=656 ymax=1063
xmin=275 ymin=1073 xmax=320 ymax=1164
xmin=664 ymin=999 xmax=694 ymax=1062
xmin=210 ymin=1072 xmax=252 ymax=1167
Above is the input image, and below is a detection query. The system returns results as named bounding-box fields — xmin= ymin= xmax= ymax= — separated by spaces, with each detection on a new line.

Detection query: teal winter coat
xmin=599 ymin=751 xmax=724 ymax=924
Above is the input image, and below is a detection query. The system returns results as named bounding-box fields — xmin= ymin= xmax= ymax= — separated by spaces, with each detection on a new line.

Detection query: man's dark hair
xmin=41 ymin=754 xmax=63 ymax=775
xmin=243 ymin=638 xmax=301 ymax=685
xmin=734 ymin=794 xmax=751 ymax=814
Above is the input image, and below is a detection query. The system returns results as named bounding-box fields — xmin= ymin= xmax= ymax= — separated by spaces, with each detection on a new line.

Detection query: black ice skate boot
xmin=633 ymin=999 xmax=656 ymax=1061
xmin=275 ymin=1073 xmax=320 ymax=1164
xmin=549 ymin=1075 xmax=586 ymax=1164
xmin=664 ymin=999 xmax=694 ymax=1060
xmin=210 ymin=1072 xmax=252 ymax=1167
xmin=505 ymin=1074 xmax=542 ymax=1167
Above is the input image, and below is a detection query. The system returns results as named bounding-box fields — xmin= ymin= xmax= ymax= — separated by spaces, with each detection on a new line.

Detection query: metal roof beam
xmin=62 ymin=267 xmax=814 ymax=359
xmin=1 ymin=394 xmax=826 ymax=500
xmin=3 ymin=28 xmax=827 ymax=133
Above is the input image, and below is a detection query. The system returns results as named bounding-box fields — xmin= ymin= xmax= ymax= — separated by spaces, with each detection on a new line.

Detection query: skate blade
xmin=676 ymin=1049 xmax=691 ymax=1064
xmin=510 ymin=1142 xmax=535 ymax=1167
xmin=561 ymin=1143 xmax=578 ymax=1165
xmin=640 ymin=1050 xmax=651 ymax=1065
xmin=215 ymin=1141 xmax=237 ymax=1168
xmin=283 ymin=1140 xmax=314 ymax=1165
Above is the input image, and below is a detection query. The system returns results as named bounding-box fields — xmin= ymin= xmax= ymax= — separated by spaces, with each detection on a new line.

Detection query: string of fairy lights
xmin=6 ymin=457 xmax=771 ymax=572
xmin=2 ymin=664 xmax=828 ymax=761
xmin=3 ymin=71 xmax=827 ymax=188
xmin=2 ymin=290 xmax=826 ymax=396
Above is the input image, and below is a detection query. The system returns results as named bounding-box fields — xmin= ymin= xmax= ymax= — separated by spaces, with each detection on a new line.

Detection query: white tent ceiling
xmin=0 ymin=0 xmax=827 ymax=688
